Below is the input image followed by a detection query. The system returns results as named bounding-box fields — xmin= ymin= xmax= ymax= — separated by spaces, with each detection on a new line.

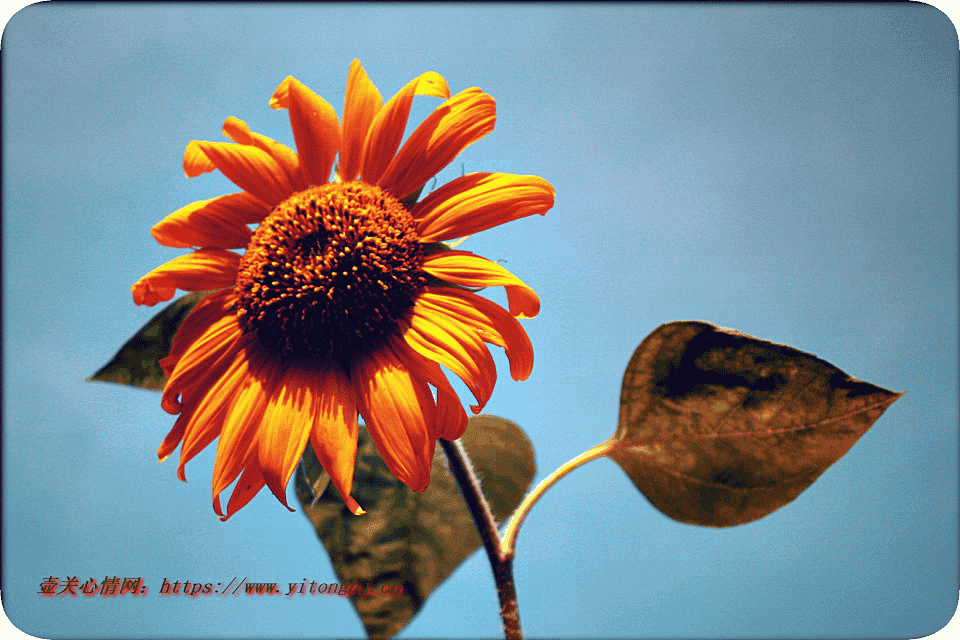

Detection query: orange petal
xmin=400 ymin=300 xmax=496 ymax=411
xmin=307 ymin=361 xmax=364 ymax=515
xmin=175 ymin=342 xmax=252 ymax=481
xmin=183 ymin=141 xmax=216 ymax=177
xmin=352 ymin=337 xmax=436 ymax=492
xmin=270 ymin=76 xmax=340 ymax=187
xmin=219 ymin=458 xmax=269 ymax=521
xmin=192 ymin=141 xmax=297 ymax=207
xmin=151 ymin=194 xmax=261 ymax=250
xmin=393 ymin=339 xmax=468 ymax=440
xmin=360 ymin=71 xmax=450 ymax=186
xmin=257 ymin=360 xmax=326 ymax=508
xmin=161 ymin=312 xmax=244 ymax=415
xmin=421 ymin=287 xmax=534 ymax=381
xmin=157 ymin=412 xmax=188 ymax=463
xmin=211 ymin=345 xmax=280 ymax=502
xmin=433 ymin=373 xmax=469 ymax=439
xmin=414 ymin=173 xmax=554 ymax=243
xmin=161 ymin=289 xmax=237 ymax=377
xmin=378 ymin=88 xmax=495 ymax=201
xmin=131 ymin=249 xmax=240 ymax=307
xmin=422 ymin=250 xmax=540 ymax=318
xmin=339 ymin=60 xmax=382 ymax=182
xmin=222 ymin=116 xmax=304 ymax=191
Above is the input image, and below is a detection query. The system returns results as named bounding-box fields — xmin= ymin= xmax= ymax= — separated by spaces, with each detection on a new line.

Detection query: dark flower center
xmin=234 ymin=182 xmax=424 ymax=365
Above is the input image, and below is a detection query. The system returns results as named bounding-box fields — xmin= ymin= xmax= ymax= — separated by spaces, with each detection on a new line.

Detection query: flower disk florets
xmin=235 ymin=182 xmax=424 ymax=363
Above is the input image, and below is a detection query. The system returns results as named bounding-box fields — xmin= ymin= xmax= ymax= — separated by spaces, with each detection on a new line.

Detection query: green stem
xmin=439 ymin=438 xmax=523 ymax=640
xmin=500 ymin=440 xmax=616 ymax=559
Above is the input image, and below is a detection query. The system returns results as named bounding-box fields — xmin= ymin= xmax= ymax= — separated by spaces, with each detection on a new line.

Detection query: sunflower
xmin=131 ymin=60 xmax=554 ymax=520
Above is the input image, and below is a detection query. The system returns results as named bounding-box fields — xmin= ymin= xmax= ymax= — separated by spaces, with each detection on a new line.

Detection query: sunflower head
xmin=234 ymin=181 xmax=425 ymax=367
xmin=133 ymin=60 xmax=554 ymax=520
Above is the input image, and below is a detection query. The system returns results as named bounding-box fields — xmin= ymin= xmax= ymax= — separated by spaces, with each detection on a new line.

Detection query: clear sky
xmin=2 ymin=3 xmax=957 ymax=639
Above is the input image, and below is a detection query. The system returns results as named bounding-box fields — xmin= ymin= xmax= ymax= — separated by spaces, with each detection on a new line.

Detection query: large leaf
xmin=87 ymin=291 xmax=211 ymax=390
xmin=608 ymin=321 xmax=902 ymax=527
xmin=296 ymin=415 xmax=535 ymax=640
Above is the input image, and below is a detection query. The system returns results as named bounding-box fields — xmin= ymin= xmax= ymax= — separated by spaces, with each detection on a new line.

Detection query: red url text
xmin=39 ymin=576 xmax=403 ymax=598
xmin=160 ymin=578 xmax=404 ymax=597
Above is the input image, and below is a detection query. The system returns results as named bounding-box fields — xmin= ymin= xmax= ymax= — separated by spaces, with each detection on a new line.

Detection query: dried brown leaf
xmin=608 ymin=321 xmax=902 ymax=527
xmin=296 ymin=415 xmax=535 ymax=639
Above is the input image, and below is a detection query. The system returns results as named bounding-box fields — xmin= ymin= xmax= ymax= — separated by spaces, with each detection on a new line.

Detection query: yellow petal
xmin=360 ymin=71 xmax=450 ymax=186
xmin=413 ymin=72 xmax=450 ymax=100
xmin=378 ymin=88 xmax=495 ymax=201
xmin=339 ymin=60 xmax=382 ymax=182
xmin=414 ymin=173 xmax=554 ymax=243
xmin=422 ymin=250 xmax=540 ymax=318
xmin=270 ymin=76 xmax=340 ymax=186
xmin=131 ymin=249 xmax=240 ymax=307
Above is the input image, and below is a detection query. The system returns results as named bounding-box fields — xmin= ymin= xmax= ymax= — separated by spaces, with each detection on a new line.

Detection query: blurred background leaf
xmin=87 ymin=291 xmax=212 ymax=390
xmin=608 ymin=321 xmax=902 ymax=527
xmin=296 ymin=415 xmax=535 ymax=640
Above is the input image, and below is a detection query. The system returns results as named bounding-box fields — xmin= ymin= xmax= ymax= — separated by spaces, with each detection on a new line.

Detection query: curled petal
xmin=219 ymin=459 xmax=267 ymax=521
xmin=339 ymin=60 xmax=383 ymax=182
xmin=270 ymin=76 xmax=340 ymax=186
xmin=161 ymin=289 xmax=237 ymax=376
xmin=393 ymin=339 xmax=468 ymax=440
xmin=361 ymin=71 xmax=450 ymax=186
xmin=157 ymin=414 xmax=188 ymax=463
xmin=222 ymin=116 xmax=303 ymax=191
xmin=132 ymin=249 xmax=240 ymax=307
xmin=161 ymin=312 xmax=244 ymax=415
xmin=183 ymin=141 xmax=216 ymax=177
xmin=400 ymin=300 xmax=496 ymax=412
xmin=414 ymin=173 xmax=554 ymax=243
xmin=352 ymin=338 xmax=436 ymax=492
xmin=187 ymin=141 xmax=295 ymax=207
xmin=151 ymin=194 xmax=263 ymax=249
xmin=420 ymin=287 xmax=534 ymax=381
xmin=422 ymin=250 xmax=540 ymax=318
xmin=378 ymin=88 xmax=495 ymax=200
xmin=433 ymin=372 xmax=469 ymax=439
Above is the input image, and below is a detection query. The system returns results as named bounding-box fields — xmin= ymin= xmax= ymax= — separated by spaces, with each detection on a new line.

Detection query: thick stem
xmin=439 ymin=438 xmax=523 ymax=640
xmin=500 ymin=440 xmax=616 ymax=558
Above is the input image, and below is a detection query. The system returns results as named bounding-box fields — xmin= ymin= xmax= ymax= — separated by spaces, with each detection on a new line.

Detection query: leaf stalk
xmin=500 ymin=440 xmax=616 ymax=558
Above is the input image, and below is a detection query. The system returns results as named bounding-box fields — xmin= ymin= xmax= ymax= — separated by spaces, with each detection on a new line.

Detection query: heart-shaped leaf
xmin=608 ymin=321 xmax=902 ymax=527
xmin=87 ymin=291 xmax=211 ymax=390
xmin=296 ymin=415 xmax=535 ymax=640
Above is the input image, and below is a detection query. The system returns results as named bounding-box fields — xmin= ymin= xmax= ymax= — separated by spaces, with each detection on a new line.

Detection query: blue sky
xmin=2 ymin=3 xmax=957 ymax=639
